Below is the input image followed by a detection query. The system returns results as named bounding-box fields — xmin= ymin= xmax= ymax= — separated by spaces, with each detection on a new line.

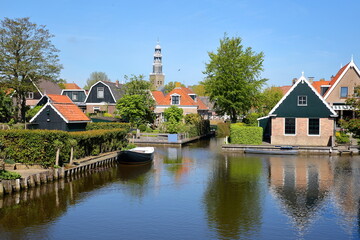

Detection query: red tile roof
xmin=329 ymin=63 xmax=349 ymax=86
xmin=47 ymin=94 xmax=73 ymax=103
xmin=63 ymin=83 xmax=82 ymax=89
xmin=53 ymin=103 xmax=90 ymax=122
xmin=152 ymin=87 xmax=209 ymax=110
xmin=278 ymin=86 xmax=292 ymax=95
xmin=312 ymin=80 xmax=331 ymax=94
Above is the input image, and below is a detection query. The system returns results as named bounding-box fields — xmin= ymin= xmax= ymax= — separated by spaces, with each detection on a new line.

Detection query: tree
xmin=189 ymin=84 xmax=207 ymax=96
xmin=123 ymin=74 xmax=151 ymax=95
xmin=258 ymin=86 xmax=283 ymax=115
xmin=163 ymin=81 xmax=185 ymax=94
xmin=84 ymin=72 xmax=110 ymax=90
xmin=203 ymin=34 xmax=267 ymax=123
xmin=0 ymin=88 xmax=14 ymax=123
xmin=116 ymin=95 xmax=154 ymax=127
xmin=0 ymin=17 xmax=62 ymax=122
xmin=163 ymin=106 xmax=183 ymax=133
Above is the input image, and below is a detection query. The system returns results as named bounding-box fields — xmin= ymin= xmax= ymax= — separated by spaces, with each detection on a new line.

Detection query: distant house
xmin=258 ymin=74 xmax=337 ymax=146
xmin=61 ymin=83 xmax=87 ymax=111
xmin=30 ymin=94 xmax=90 ymax=131
xmin=151 ymin=85 xmax=209 ymax=122
xmin=84 ymin=81 xmax=123 ymax=115
xmin=26 ymin=79 xmax=62 ymax=108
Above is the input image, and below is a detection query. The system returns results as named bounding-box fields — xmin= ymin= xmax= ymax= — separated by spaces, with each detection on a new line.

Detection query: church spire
xmin=150 ymin=42 xmax=165 ymax=89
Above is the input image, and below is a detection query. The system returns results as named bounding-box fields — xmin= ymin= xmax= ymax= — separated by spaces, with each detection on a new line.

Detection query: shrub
xmin=242 ymin=113 xmax=261 ymax=126
xmin=0 ymin=170 xmax=21 ymax=180
xmin=138 ymin=124 xmax=147 ymax=132
xmin=335 ymin=131 xmax=350 ymax=144
xmin=86 ymin=122 xmax=130 ymax=131
xmin=217 ymin=122 xmax=230 ymax=137
xmin=230 ymin=124 xmax=263 ymax=145
xmin=184 ymin=113 xmax=201 ymax=124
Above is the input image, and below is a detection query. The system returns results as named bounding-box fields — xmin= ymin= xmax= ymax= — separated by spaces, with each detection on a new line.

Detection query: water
xmin=1 ymin=138 xmax=360 ymax=240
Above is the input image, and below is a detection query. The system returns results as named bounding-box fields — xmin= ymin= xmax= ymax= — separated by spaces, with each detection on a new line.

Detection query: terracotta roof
xmin=152 ymin=87 xmax=209 ymax=110
xmin=312 ymin=80 xmax=331 ymax=95
xmin=47 ymin=94 xmax=73 ymax=103
xmin=63 ymin=83 xmax=81 ymax=89
xmin=278 ymin=86 xmax=292 ymax=95
xmin=53 ymin=103 xmax=90 ymax=122
xmin=329 ymin=63 xmax=349 ymax=86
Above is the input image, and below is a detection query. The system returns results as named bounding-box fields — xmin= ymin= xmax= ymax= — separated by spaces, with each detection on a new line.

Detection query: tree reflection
xmin=203 ymin=154 xmax=264 ymax=239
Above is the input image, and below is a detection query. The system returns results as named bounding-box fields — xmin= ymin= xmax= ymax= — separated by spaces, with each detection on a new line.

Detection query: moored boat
xmin=118 ymin=147 xmax=155 ymax=164
xmin=244 ymin=148 xmax=298 ymax=155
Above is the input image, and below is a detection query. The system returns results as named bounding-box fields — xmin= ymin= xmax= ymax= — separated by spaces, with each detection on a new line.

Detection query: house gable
xmin=84 ymin=81 xmax=116 ymax=104
xmin=269 ymin=76 xmax=336 ymax=118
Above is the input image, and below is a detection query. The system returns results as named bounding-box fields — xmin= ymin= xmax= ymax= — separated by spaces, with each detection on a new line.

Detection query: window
xmin=285 ymin=118 xmax=296 ymax=135
xmin=97 ymin=87 xmax=104 ymax=98
xmin=27 ymin=92 xmax=34 ymax=99
xmin=72 ymin=92 xmax=78 ymax=101
xmin=172 ymin=95 xmax=180 ymax=105
xmin=93 ymin=107 xmax=100 ymax=113
xmin=298 ymin=95 xmax=307 ymax=106
xmin=340 ymin=87 xmax=348 ymax=98
xmin=308 ymin=118 xmax=320 ymax=135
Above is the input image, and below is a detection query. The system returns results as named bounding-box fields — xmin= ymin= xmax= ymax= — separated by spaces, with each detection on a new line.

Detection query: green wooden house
xmin=258 ymin=74 xmax=337 ymax=146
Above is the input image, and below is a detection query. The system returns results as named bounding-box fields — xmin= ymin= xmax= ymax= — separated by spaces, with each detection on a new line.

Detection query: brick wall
xmin=271 ymin=117 xmax=334 ymax=146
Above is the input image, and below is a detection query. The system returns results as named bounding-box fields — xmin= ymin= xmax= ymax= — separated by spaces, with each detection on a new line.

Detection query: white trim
xmin=171 ymin=94 xmax=180 ymax=105
xmin=84 ymin=81 xmax=116 ymax=103
xmin=257 ymin=115 xmax=270 ymax=121
xmin=156 ymin=105 xmax=197 ymax=109
xmin=324 ymin=60 xmax=360 ymax=99
xmin=29 ymin=102 xmax=68 ymax=123
xmin=269 ymin=74 xmax=337 ymax=117
xmin=31 ymin=80 xmax=43 ymax=97
xmin=297 ymin=95 xmax=307 ymax=106
xmin=284 ymin=117 xmax=296 ymax=136
xmin=307 ymin=118 xmax=320 ymax=136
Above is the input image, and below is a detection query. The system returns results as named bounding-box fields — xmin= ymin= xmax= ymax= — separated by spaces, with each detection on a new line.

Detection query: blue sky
xmin=1 ymin=0 xmax=360 ymax=88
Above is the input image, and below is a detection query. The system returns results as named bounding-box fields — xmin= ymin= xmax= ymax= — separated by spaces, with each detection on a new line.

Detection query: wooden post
xmin=55 ymin=148 xmax=60 ymax=166
xmin=70 ymin=147 xmax=74 ymax=165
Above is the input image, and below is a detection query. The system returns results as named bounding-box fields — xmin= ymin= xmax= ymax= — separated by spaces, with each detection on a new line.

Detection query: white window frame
xmin=284 ymin=118 xmax=296 ymax=135
xmin=93 ymin=107 xmax=100 ymax=113
xmin=28 ymin=92 xmax=34 ymax=99
xmin=97 ymin=87 xmax=104 ymax=99
xmin=171 ymin=95 xmax=180 ymax=105
xmin=297 ymin=95 xmax=307 ymax=106
xmin=340 ymin=87 xmax=348 ymax=98
xmin=72 ymin=92 xmax=78 ymax=101
xmin=308 ymin=118 xmax=320 ymax=136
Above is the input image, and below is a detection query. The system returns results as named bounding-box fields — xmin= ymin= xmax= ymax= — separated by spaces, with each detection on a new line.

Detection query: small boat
xmin=118 ymin=147 xmax=155 ymax=164
xmin=244 ymin=148 xmax=298 ymax=155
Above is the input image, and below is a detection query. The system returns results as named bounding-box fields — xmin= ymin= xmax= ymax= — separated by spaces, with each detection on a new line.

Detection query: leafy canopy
xmin=163 ymin=81 xmax=185 ymax=94
xmin=84 ymin=72 xmax=110 ymax=90
xmin=203 ymin=34 xmax=267 ymax=122
xmin=0 ymin=88 xmax=14 ymax=123
xmin=0 ymin=17 xmax=62 ymax=122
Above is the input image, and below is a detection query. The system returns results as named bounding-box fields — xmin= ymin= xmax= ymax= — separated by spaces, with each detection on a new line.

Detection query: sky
xmin=1 ymin=0 xmax=360 ymax=88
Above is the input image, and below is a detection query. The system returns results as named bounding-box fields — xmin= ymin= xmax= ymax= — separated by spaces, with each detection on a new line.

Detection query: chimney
xmin=330 ymin=75 xmax=334 ymax=81
xmin=292 ymin=78 xmax=297 ymax=85
xmin=175 ymin=82 xmax=181 ymax=88
xmin=308 ymin=77 xmax=314 ymax=84
xmin=115 ymin=80 xmax=119 ymax=87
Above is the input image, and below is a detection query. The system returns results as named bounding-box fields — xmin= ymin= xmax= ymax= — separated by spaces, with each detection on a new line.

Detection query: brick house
xmin=61 ymin=83 xmax=87 ymax=112
xmin=258 ymin=74 xmax=337 ymax=146
xmin=151 ymin=86 xmax=209 ymax=123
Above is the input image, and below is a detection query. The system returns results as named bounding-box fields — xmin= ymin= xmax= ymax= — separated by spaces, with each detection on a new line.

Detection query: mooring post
xmin=0 ymin=181 xmax=3 ymax=197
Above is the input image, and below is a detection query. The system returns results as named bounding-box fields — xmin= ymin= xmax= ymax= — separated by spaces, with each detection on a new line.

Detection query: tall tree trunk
xmin=21 ymin=93 xmax=26 ymax=123
xmin=231 ymin=109 xmax=237 ymax=123
xmin=55 ymin=148 xmax=60 ymax=166
xmin=69 ymin=147 xmax=74 ymax=165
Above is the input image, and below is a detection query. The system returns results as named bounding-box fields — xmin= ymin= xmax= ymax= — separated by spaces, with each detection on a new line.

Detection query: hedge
xmin=0 ymin=129 xmax=128 ymax=167
xmin=230 ymin=124 xmax=263 ymax=145
xmin=216 ymin=122 xmax=230 ymax=137
xmin=86 ymin=122 xmax=130 ymax=131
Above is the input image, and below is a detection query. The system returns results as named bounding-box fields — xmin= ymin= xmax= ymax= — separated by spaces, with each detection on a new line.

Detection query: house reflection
xmin=162 ymin=147 xmax=193 ymax=183
xmin=268 ymin=156 xmax=333 ymax=231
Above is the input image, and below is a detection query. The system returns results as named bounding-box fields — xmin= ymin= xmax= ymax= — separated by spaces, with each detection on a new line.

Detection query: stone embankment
xmin=0 ymin=151 xmax=119 ymax=197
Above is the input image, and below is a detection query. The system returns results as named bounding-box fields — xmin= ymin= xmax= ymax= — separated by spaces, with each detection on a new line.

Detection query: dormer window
xmin=298 ymin=95 xmax=307 ymax=106
xmin=97 ymin=87 xmax=104 ymax=98
xmin=27 ymin=92 xmax=34 ymax=99
xmin=171 ymin=95 xmax=180 ymax=105
xmin=189 ymin=94 xmax=197 ymax=101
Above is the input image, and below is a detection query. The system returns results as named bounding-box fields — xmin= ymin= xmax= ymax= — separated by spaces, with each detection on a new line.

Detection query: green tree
xmin=0 ymin=17 xmax=62 ymax=122
xmin=163 ymin=81 xmax=185 ymax=94
xmin=116 ymin=95 xmax=155 ymax=127
xmin=189 ymin=84 xmax=207 ymax=96
xmin=163 ymin=106 xmax=183 ymax=133
xmin=25 ymin=105 xmax=42 ymax=122
xmin=203 ymin=34 xmax=267 ymax=123
xmin=123 ymin=74 xmax=151 ymax=95
xmin=0 ymin=88 xmax=14 ymax=123
xmin=258 ymin=86 xmax=283 ymax=115
xmin=84 ymin=72 xmax=110 ymax=90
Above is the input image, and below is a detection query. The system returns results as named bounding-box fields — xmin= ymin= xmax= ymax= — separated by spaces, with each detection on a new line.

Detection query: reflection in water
xmin=268 ymin=155 xmax=333 ymax=233
xmin=203 ymin=153 xmax=264 ymax=239
xmin=1 ymin=139 xmax=360 ymax=239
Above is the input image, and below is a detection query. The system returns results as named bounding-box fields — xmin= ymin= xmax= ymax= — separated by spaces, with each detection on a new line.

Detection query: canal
xmin=0 ymin=137 xmax=360 ymax=240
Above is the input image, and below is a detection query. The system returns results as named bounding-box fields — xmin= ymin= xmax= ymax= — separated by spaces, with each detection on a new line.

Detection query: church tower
xmin=150 ymin=42 xmax=165 ymax=89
